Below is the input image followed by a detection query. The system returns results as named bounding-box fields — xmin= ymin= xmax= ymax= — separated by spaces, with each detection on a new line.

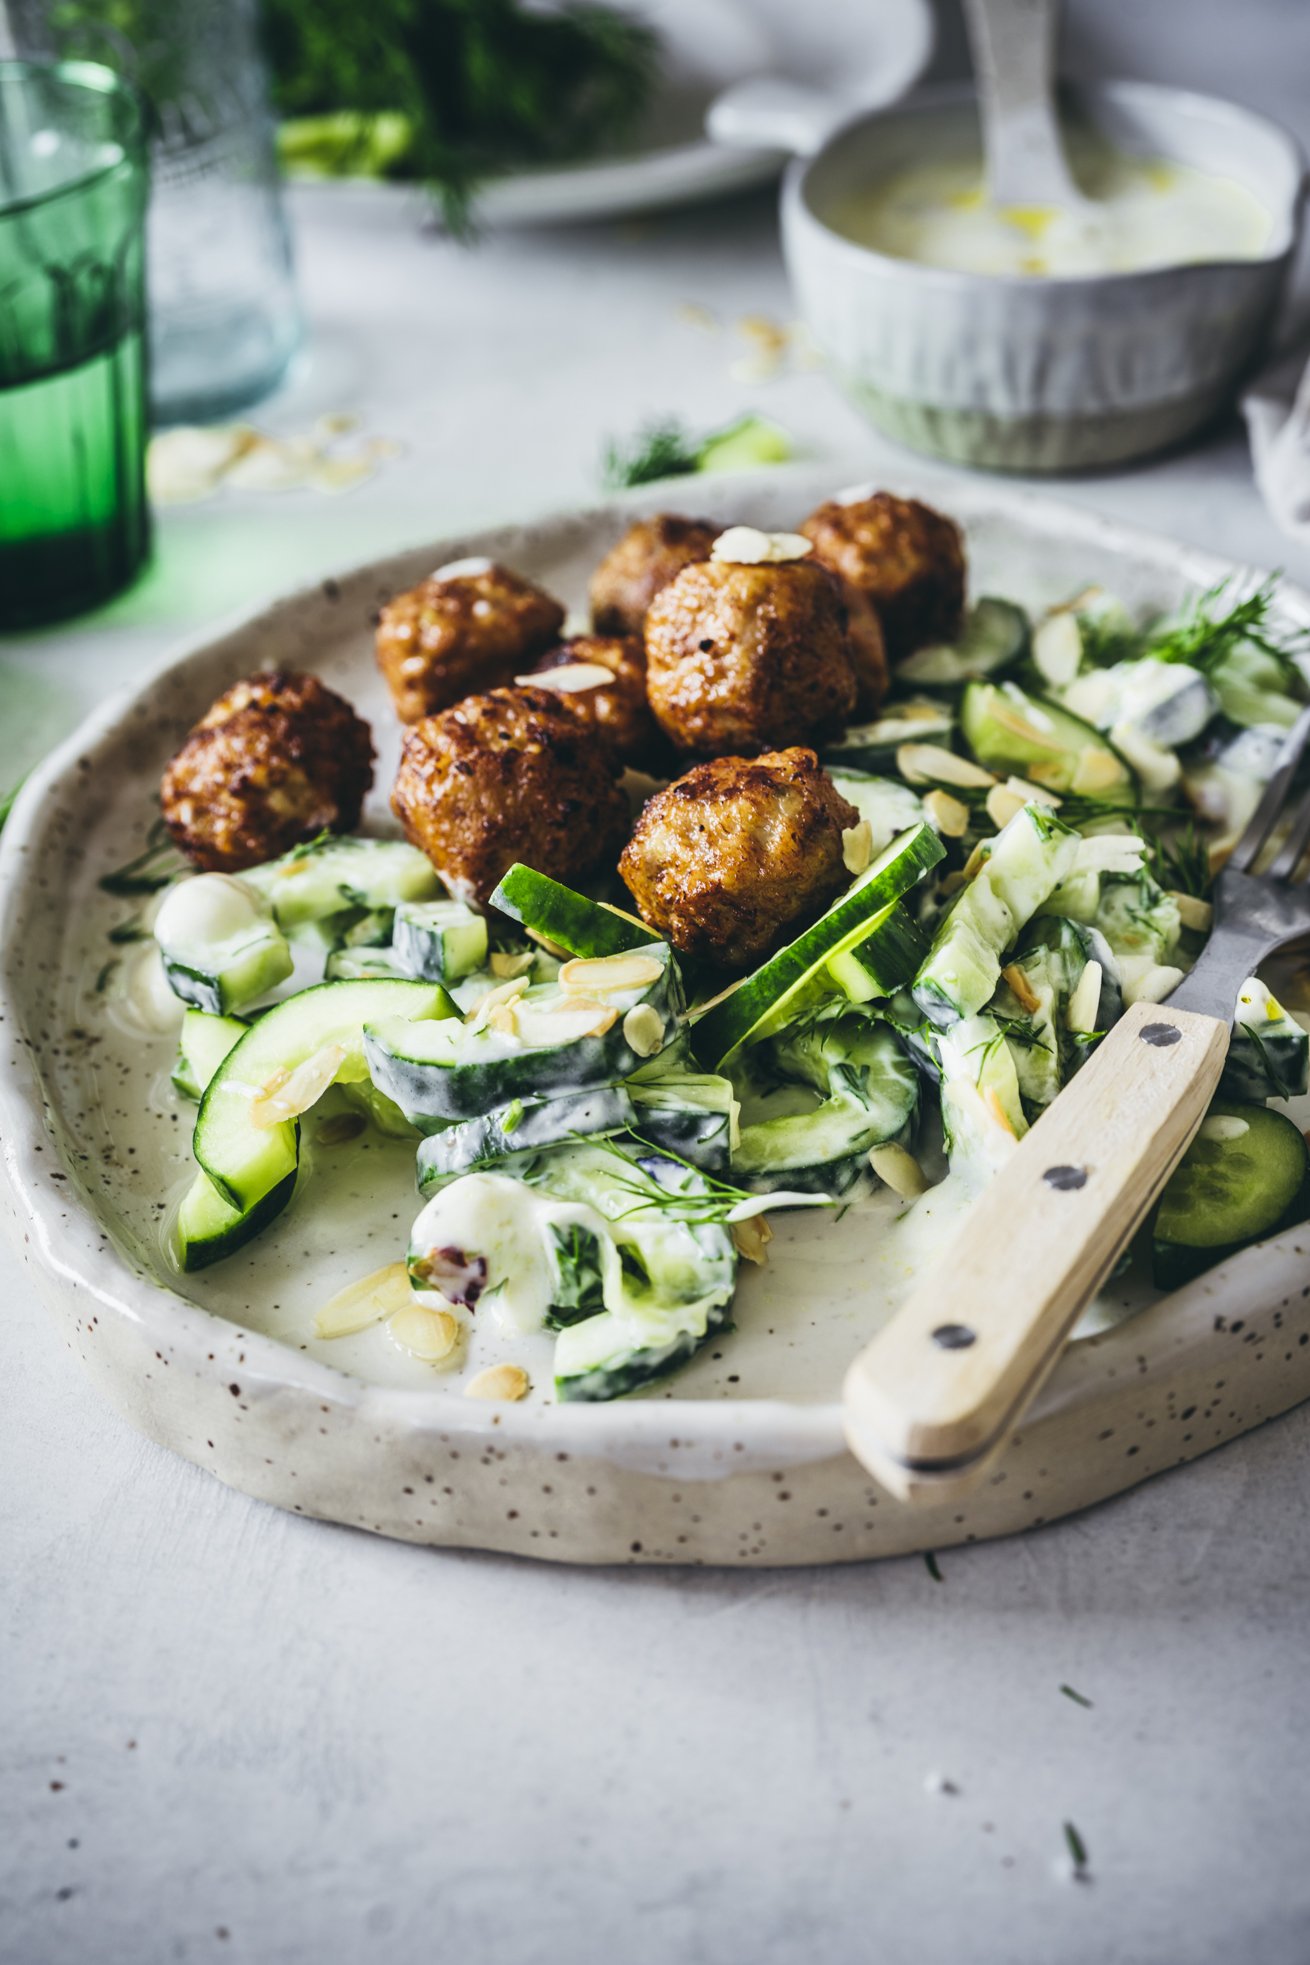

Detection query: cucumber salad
xmin=116 ymin=575 xmax=1310 ymax=1404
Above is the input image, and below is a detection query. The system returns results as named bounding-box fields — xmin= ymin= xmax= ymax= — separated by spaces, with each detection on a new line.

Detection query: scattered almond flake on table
xmin=676 ymin=300 xmax=720 ymax=332
xmin=148 ymin=414 xmax=403 ymax=505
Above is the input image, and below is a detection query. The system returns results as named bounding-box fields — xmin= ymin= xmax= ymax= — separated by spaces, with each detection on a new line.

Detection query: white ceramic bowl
xmin=782 ymin=82 xmax=1306 ymax=472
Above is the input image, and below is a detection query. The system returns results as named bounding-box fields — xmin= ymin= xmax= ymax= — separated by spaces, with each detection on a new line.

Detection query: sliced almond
xmin=1001 ymin=962 xmax=1041 ymax=1016
xmin=711 ymin=525 xmax=812 ymax=566
xmin=623 ymin=1003 xmax=666 ymax=1058
xmin=315 ymin=1260 xmax=414 ymax=1340
xmin=985 ymin=784 xmax=1027 ymax=832
xmin=489 ymin=950 xmax=535 ymax=980
xmin=389 ymin=1303 xmax=460 ymax=1363
xmin=484 ymin=1000 xmax=520 ymax=1037
xmin=1031 ymin=610 xmax=1084 ymax=690
xmin=515 ymin=662 xmax=614 ymax=693
xmin=1199 ymin=1114 xmax=1250 ymax=1144
xmin=464 ymin=1363 xmax=530 ymax=1402
xmin=731 ymin=1215 xmax=773 ymax=1264
xmin=1170 ymin=892 xmax=1213 ymax=934
xmin=1066 ymin=961 xmax=1103 ymax=1034
xmin=1004 ymin=774 xmax=1062 ymax=808
xmin=465 ymin=975 xmax=529 ymax=1030
xmin=514 ymin=999 xmax=618 ymax=1048
xmin=559 ymin=952 xmax=663 ymax=994
xmin=923 ymin=789 xmax=970 ymax=838
xmin=868 ymin=1142 xmax=927 ymax=1198
xmin=842 ymin=818 xmax=873 ymax=873
xmin=896 ymin=743 xmax=997 ymax=790
xmin=251 ymin=1043 xmax=346 ymax=1127
xmin=1070 ymin=747 xmax=1127 ymax=798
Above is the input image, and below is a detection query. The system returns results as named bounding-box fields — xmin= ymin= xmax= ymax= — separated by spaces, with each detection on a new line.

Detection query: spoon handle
xmin=962 ymin=0 xmax=1082 ymax=209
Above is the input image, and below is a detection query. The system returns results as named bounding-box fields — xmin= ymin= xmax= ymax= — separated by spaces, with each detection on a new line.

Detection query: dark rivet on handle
xmin=1140 ymin=1022 xmax=1182 ymax=1048
xmin=932 ymin=1324 xmax=976 ymax=1350
xmin=1043 ymin=1164 xmax=1088 ymax=1191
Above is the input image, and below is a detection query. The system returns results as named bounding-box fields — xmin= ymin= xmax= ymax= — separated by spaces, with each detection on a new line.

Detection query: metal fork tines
xmin=1169 ymin=702 xmax=1310 ymax=1023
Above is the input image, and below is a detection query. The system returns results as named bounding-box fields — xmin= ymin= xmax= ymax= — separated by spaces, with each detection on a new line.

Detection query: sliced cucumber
xmin=960 ymin=680 xmax=1137 ymax=802
xmin=172 ymin=1010 xmax=247 ymax=1101
xmin=696 ymin=412 xmax=791 ymax=475
xmin=325 ymin=945 xmax=413 ymax=982
xmin=825 ymin=771 xmax=926 ymax=853
xmin=628 ymin=1037 xmax=739 ymax=1172
xmin=822 ymin=700 xmax=954 ymax=775
xmin=367 ymin=945 xmax=679 ymax=1122
xmin=195 ymin=978 xmax=456 ymax=1212
xmin=826 ymin=900 xmax=927 ymax=1006
xmin=690 ymin=823 xmax=945 ymax=1068
xmin=896 ymin=597 xmax=1029 ymax=692
xmin=914 ymin=803 xmax=1080 ymax=1026
xmin=1205 ymin=641 xmax=1306 ymax=731
xmin=245 ymin=834 xmax=439 ymax=934
xmin=1153 ymin=1100 xmax=1309 ymax=1289
xmin=1222 ymin=977 xmax=1310 ymax=1102
xmin=416 ymin=1083 xmax=636 ymax=1192
xmin=154 ymin=874 xmax=293 ymax=1016
xmin=554 ymin=1300 xmax=732 ymax=1402
xmin=393 ymin=898 xmax=489 ymax=983
xmin=733 ymin=1017 xmax=918 ymax=1192
xmin=937 ymin=1013 xmax=1028 ymax=1182
xmin=490 ymin=864 xmax=657 ymax=958
xmin=175 ymin=1165 xmax=298 ymax=1273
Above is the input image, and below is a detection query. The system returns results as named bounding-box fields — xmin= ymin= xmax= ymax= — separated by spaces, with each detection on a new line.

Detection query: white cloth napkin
xmin=1242 ymin=341 xmax=1310 ymax=542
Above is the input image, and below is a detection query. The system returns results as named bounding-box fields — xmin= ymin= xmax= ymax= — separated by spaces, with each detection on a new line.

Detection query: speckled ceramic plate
xmin=4 ymin=467 xmax=1310 ymax=1565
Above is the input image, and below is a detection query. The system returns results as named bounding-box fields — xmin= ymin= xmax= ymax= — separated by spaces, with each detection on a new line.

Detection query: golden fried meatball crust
xmin=619 ymin=748 xmax=859 ymax=970
xmin=160 ymin=671 xmax=375 ymax=873
xmin=643 ymin=559 xmax=858 ymax=758
xmin=801 ymin=492 xmax=966 ymax=661
xmin=391 ymin=686 xmax=630 ymax=908
xmin=529 ymin=634 xmax=668 ymax=771
xmin=828 ymin=573 xmax=890 ymax=719
xmin=375 ymin=560 xmax=566 ymax=724
xmin=589 ymin=515 xmax=718 ymax=639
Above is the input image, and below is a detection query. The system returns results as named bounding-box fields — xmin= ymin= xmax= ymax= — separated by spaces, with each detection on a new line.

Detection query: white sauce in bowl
xmin=829 ymin=134 xmax=1273 ymax=278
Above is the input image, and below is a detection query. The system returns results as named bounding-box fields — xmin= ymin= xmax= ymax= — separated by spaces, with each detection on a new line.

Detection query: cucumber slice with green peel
xmin=489 ymin=864 xmax=657 ymax=958
xmin=825 ymin=771 xmax=926 ymax=854
xmin=914 ymin=803 xmax=1081 ymax=1027
xmin=689 ymin=823 xmax=945 ymax=1069
xmin=175 ymin=1165 xmax=298 ymax=1273
xmin=897 ymin=598 xmax=1030 ymax=692
xmin=367 ymin=944 xmax=680 ymax=1123
xmin=826 ymin=899 xmax=927 ymax=1006
xmin=628 ymin=1042 xmax=739 ymax=1172
xmin=244 ymin=835 xmax=439 ymax=933
xmin=822 ymin=701 xmax=954 ymax=775
xmin=325 ymin=945 xmax=413 ymax=982
xmin=554 ymin=1301 xmax=733 ymax=1402
xmin=960 ymin=680 xmax=1138 ymax=802
xmin=195 ymin=978 xmax=456 ymax=1211
xmin=696 ymin=413 xmax=791 ymax=475
xmin=416 ymin=1083 xmax=637 ymax=1192
xmin=154 ymin=874 xmax=293 ymax=1016
xmin=1152 ymin=1100 xmax=1309 ymax=1290
xmin=172 ymin=1010 xmax=247 ymax=1101
xmin=393 ymin=898 xmax=489 ymax=983
xmin=733 ymin=1018 xmax=919 ymax=1192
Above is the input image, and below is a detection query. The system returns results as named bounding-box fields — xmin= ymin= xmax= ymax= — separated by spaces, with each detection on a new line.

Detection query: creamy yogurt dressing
xmin=831 ymin=135 xmax=1272 ymax=277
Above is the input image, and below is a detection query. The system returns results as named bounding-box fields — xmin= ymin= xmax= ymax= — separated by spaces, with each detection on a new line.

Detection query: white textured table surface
xmin=6 ymin=15 xmax=1310 ymax=1958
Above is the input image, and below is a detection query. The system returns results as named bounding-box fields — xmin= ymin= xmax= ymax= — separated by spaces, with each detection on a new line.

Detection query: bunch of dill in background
xmin=264 ymin=0 xmax=660 ymax=235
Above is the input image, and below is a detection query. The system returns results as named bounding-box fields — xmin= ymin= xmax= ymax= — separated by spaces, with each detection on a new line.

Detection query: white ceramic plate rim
xmin=3 ymin=467 xmax=1309 ymax=1477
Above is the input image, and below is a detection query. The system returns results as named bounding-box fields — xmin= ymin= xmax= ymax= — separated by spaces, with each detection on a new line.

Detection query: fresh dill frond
xmin=1144 ymin=575 xmax=1310 ymax=692
xmin=601 ymin=419 xmax=701 ymax=491
xmin=1146 ymin=822 xmax=1212 ymax=901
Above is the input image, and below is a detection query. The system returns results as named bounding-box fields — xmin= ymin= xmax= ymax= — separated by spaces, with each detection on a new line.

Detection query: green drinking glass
xmin=0 ymin=60 xmax=151 ymax=630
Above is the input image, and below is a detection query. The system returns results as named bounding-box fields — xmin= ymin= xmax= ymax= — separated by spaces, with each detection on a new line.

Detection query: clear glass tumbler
xmin=7 ymin=0 xmax=301 ymax=423
xmin=0 ymin=59 xmax=151 ymax=629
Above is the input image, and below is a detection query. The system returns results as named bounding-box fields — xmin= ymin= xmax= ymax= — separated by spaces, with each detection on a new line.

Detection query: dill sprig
xmin=601 ymin=419 xmax=701 ymax=491
xmin=1146 ymin=822 xmax=1212 ymax=901
xmin=99 ymin=819 xmax=186 ymax=897
xmin=1145 ymin=576 xmax=1310 ymax=691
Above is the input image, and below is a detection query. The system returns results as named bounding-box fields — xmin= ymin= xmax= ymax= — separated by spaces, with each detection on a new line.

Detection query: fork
xmin=843 ymin=702 xmax=1310 ymax=1502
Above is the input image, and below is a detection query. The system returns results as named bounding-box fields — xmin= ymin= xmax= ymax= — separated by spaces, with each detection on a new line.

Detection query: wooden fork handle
xmin=843 ymin=1000 xmax=1230 ymax=1502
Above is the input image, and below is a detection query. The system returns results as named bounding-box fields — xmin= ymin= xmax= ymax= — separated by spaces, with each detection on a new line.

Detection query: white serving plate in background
xmin=3 ymin=467 xmax=1309 ymax=1565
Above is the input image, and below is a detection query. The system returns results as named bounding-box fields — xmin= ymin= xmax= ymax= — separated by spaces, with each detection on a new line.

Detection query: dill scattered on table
xmin=923 ymin=1551 xmax=944 ymax=1583
xmin=1063 ymin=1820 xmax=1090 ymax=1872
xmin=1059 ymin=1683 xmax=1093 ymax=1709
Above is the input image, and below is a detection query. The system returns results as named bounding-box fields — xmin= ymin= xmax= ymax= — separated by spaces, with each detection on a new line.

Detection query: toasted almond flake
xmin=1070 ymin=747 xmax=1127 ymax=797
xmin=985 ymin=784 xmax=1027 ymax=831
xmin=489 ymin=950 xmax=536 ymax=979
xmin=514 ymin=1000 xmax=617 ymax=1047
xmin=711 ymin=525 xmax=812 ymax=566
xmin=251 ymin=1043 xmax=346 ymax=1126
xmin=923 ymin=788 xmax=970 ymax=837
xmin=1001 ymin=962 xmax=1041 ymax=1015
xmin=1171 ymin=892 xmax=1213 ymax=934
xmin=315 ymin=1260 xmax=414 ymax=1339
xmin=1066 ymin=961 xmax=1103 ymax=1034
xmin=485 ymin=1000 xmax=520 ymax=1036
xmin=465 ymin=975 xmax=529 ymax=1029
xmin=739 ymin=312 xmax=791 ymax=354
xmin=313 ymin=409 xmax=360 ymax=440
xmin=464 ymin=1363 xmax=530 ymax=1402
xmin=1004 ymin=774 xmax=1062 ymax=808
xmin=1200 ymin=1114 xmax=1250 ymax=1143
xmin=389 ymin=1304 xmax=461 ymax=1362
xmin=434 ymin=555 xmax=493 ymax=581
xmin=1031 ymin=611 xmax=1084 ymax=689
xmin=517 ymin=662 xmax=614 ymax=693
xmin=623 ymin=1003 xmax=665 ymax=1057
xmin=559 ymin=952 xmax=663 ymax=994
xmin=896 ymin=743 xmax=996 ymax=790
xmin=677 ymin=300 xmax=719 ymax=331
xmin=731 ymin=1215 xmax=773 ymax=1263
xmin=842 ymin=819 xmax=873 ymax=874
xmin=869 ymin=1142 xmax=927 ymax=1198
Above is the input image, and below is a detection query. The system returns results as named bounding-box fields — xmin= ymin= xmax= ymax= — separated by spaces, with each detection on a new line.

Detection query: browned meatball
xmin=391 ymin=686 xmax=630 ymax=908
xmin=619 ymin=748 xmax=859 ymax=970
xmin=375 ymin=559 xmax=566 ymax=724
xmin=644 ymin=558 xmax=857 ymax=757
xmin=589 ymin=515 xmax=717 ymax=638
xmin=801 ymin=492 xmax=966 ymax=661
xmin=160 ymin=671 xmax=375 ymax=873
xmin=528 ymin=634 xmax=670 ymax=772
xmin=829 ymin=575 xmax=890 ymax=719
